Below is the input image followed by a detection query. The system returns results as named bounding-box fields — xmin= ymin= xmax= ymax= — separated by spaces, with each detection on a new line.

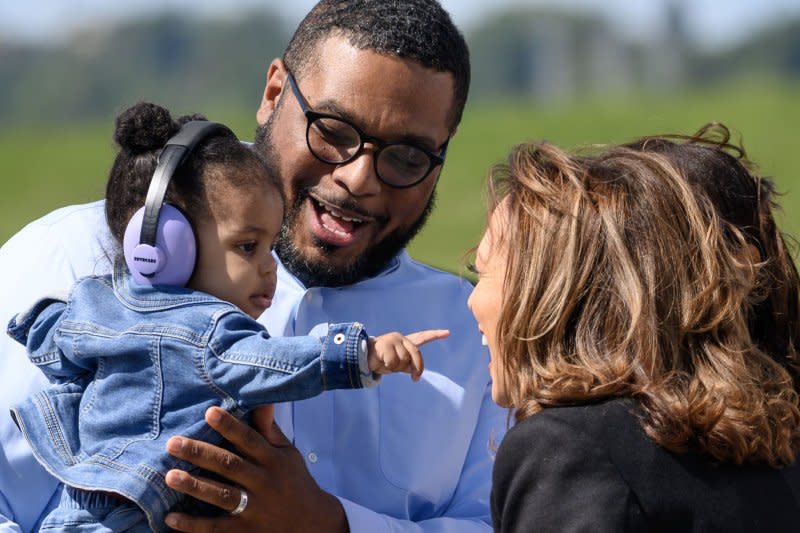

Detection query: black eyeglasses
xmin=285 ymin=69 xmax=449 ymax=189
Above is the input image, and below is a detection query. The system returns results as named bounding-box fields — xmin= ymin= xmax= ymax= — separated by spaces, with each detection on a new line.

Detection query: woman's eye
xmin=466 ymin=262 xmax=479 ymax=275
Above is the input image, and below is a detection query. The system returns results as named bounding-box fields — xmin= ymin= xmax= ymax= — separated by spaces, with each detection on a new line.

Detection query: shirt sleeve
xmin=206 ymin=313 xmax=374 ymax=410
xmin=491 ymin=412 xmax=640 ymax=533
xmin=339 ymin=380 xmax=502 ymax=533
xmin=0 ymin=206 xmax=109 ymax=533
xmin=0 ymin=490 xmax=23 ymax=533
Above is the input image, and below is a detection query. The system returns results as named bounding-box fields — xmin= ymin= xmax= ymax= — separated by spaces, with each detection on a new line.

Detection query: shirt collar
xmin=275 ymin=250 xmax=406 ymax=291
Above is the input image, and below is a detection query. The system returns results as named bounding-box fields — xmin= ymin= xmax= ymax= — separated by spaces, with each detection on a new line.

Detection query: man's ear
xmin=256 ymin=59 xmax=287 ymax=126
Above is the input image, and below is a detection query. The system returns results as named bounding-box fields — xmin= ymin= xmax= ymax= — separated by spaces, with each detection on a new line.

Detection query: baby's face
xmin=190 ymin=183 xmax=284 ymax=319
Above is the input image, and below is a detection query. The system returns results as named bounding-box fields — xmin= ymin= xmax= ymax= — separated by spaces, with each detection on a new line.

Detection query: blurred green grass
xmin=1 ymin=80 xmax=798 ymax=275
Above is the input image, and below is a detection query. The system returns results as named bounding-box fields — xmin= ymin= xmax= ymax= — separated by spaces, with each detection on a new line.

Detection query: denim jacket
xmin=7 ymin=264 xmax=372 ymax=533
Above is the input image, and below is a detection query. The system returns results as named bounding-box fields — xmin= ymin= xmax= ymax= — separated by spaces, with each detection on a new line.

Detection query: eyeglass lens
xmin=307 ymin=116 xmax=434 ymax=187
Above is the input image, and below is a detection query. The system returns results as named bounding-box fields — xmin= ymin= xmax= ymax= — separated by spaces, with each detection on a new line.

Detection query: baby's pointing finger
xmin=405 ymin=329 xmax=450 ymax=346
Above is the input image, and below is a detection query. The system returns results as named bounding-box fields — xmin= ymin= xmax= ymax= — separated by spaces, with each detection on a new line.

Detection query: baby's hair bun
xmin=177 ymin=113 xmax=208 ymax=126
xmin=114 ymin=102 xmax=179 ymax=154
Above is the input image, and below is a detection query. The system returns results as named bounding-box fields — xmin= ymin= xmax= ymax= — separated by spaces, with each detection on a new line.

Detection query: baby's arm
xmin=368 ymin=329 xmax=450 ymax=381
xmin=6 ymin=297 xmax=92 ymax=382
xmin=208 ymin=313 xmax=451 ymax=409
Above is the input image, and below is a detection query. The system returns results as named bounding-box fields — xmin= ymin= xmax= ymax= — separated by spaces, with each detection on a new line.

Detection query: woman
xmin=469 ymin=124 xmax=800 ymax=532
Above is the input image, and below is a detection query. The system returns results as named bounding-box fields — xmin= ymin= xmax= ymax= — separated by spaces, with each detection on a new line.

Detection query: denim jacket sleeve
xmin=6 ymin=296 xmax=92 ymax=383
xmin=204 ymin=310 xmax=375 ymax=411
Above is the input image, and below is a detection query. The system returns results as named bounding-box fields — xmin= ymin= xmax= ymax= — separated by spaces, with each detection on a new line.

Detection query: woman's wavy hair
xmin=488 ymin=123 xmax=800 ymax=466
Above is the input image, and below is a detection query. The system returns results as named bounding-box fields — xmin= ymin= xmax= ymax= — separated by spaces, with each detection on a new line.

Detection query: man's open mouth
xmin=307 ymin=196 xmax=372 ymax=246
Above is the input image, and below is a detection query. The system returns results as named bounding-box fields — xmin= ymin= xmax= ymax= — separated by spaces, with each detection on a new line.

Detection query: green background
xmin=1 ymin=80 xmax=797 ymax=275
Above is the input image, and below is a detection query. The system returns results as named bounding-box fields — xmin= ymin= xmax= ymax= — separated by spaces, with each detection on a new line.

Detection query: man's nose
xmin=331 ymin=145 xmax=382 ymax=197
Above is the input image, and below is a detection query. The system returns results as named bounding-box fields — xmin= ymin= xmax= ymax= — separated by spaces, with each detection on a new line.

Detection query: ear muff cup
xmin=123 ymin=204 xmax=196 ymax=287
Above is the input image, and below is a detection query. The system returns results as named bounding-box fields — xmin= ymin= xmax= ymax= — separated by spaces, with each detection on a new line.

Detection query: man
xmin=0 ymin=1 xmax=504 ymax=531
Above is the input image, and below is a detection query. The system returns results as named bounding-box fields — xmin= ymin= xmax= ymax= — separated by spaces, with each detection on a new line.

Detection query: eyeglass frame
xmin=284 ymin=68 xmax=449 ymax=189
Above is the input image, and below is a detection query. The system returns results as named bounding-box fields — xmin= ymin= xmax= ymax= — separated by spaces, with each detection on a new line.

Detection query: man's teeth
xmin=323 ymin=223 xmax=349 ymax=237
xmin=481 ymin=334 xmax=488 ymax=346
xmin=319 ymin=201 xmax=364 ymax=223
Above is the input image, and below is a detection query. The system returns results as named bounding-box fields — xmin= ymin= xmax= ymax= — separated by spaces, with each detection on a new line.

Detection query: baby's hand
xmin=368 ymin=329 xmax=450 ymax=381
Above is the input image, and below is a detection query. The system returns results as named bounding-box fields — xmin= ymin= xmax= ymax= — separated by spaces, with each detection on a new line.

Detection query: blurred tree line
xmin=0 ymin=5 xmax=798 ymax=125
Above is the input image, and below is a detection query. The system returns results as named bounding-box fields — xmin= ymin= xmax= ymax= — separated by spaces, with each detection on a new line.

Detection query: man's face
xmin=254 ymin=36 xmax=456 ymax=287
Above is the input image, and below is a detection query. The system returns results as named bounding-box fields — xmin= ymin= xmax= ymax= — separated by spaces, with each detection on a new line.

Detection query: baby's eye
xmin=237 ymin=241 xmax=258 ymax=255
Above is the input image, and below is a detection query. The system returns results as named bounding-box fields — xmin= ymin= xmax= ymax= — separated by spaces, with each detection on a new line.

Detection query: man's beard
xmin=254 ymin=121 xmax=436 ymax=288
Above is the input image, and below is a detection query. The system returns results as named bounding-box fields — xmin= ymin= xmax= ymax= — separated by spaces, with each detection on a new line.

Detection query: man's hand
xmin=164 ymin=405 xmax=348 ymax=533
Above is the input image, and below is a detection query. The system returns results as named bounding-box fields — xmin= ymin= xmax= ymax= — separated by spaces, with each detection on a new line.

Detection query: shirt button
xmin=308 ymin=452 xmax=318 ymax=463
xmin=333 ymin=333 xmax=345 ymax=345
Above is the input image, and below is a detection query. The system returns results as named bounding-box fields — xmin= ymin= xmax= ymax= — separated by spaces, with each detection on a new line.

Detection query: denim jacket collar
xmin=112 ymin=261 xmax=223 ymax=312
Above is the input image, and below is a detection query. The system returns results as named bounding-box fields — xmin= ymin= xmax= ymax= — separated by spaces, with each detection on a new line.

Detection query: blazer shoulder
xmin=492 ymin=401 xmax=644 ymax=532
xmin=505 ymin=398 xmax=637 ymax=438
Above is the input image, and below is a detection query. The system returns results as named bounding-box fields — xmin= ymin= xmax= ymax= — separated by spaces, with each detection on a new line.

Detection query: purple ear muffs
xmin=123 ymin=204 xmax=196 ymax=286
xmin=121 ymin=120 xmax=234 ymax=287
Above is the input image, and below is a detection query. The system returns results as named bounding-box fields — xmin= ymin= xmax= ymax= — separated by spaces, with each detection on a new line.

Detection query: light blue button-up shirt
xmin=0 ymin=200 xmax=505 ymax=532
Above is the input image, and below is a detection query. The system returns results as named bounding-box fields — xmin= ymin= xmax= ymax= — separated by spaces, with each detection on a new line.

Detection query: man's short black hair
xmin=283 ymin=0 xmax=470 ymax=132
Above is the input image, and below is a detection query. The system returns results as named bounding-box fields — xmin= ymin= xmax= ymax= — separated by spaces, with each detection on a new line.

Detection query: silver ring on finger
xmin=230 ymin=489 xmax=248 ymax=516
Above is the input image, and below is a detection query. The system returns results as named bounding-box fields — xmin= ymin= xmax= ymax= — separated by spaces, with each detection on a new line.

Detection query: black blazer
xmin=491 ymin=398 xmax=800 ymax=532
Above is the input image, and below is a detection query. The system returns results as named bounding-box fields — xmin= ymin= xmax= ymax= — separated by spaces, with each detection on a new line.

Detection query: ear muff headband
xmin=123 ymin=120 xmax=237 ymax=287
xmin=139 ymin=121 xmax=233 ymax=247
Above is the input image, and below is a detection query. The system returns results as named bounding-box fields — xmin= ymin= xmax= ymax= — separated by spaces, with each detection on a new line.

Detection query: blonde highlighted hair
xmin=488 ymin=124 xmax=800 ymax=466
